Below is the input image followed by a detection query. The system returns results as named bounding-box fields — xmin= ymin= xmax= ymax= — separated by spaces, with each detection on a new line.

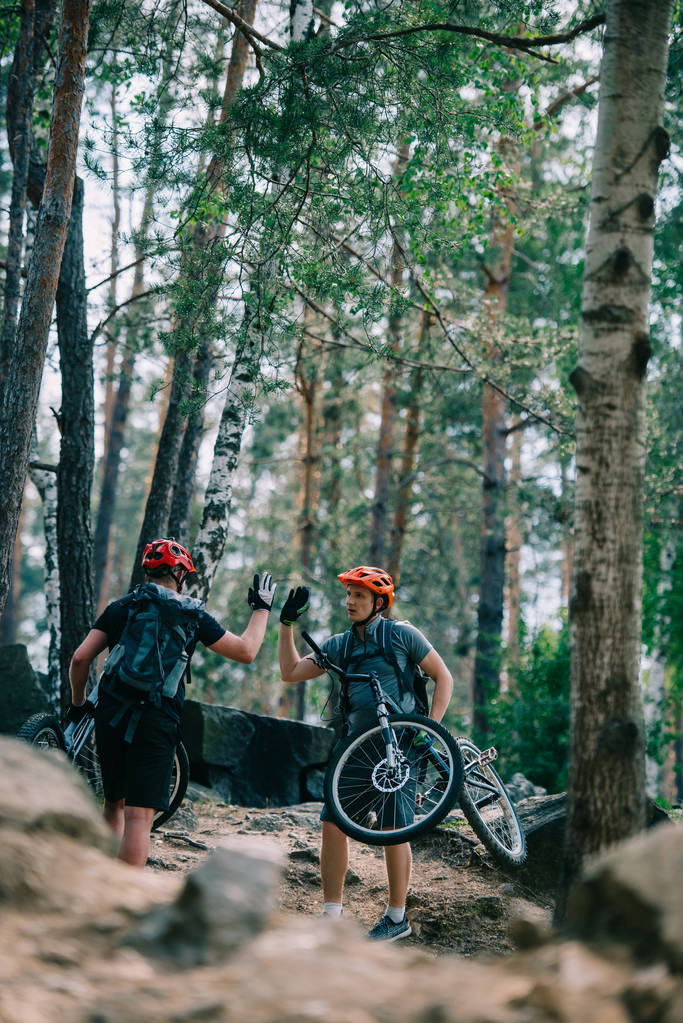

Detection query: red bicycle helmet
xmin=141 ymin=538 xmax=196 ymax=575
xmin=338 ymin=565 xmax=395 ymax=609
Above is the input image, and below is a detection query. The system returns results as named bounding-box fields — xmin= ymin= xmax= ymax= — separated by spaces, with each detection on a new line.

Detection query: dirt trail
xmin=149 ymin=786 xmax=552 ymax=957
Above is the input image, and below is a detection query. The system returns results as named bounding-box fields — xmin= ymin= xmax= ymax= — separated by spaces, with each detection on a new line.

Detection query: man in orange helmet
xmin=278 ymin=565 xmax=453 ymax=941
xmin=70 ymin=538 xmax=275 ymax=867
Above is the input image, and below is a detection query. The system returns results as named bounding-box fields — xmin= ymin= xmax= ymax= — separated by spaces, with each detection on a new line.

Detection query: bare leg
xmin=384 ymin=842 xmax=412 ymax=908
xmin=119 ymin=805 xmax=156 ymax=867
xmin=320 ymin=821 xmax=349 ymax=903
xmin=103 ymin=798 xmax=125 ymax=839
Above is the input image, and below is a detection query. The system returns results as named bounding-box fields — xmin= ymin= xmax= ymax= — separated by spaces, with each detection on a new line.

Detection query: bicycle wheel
xmin=152 ymin=742 xmax=190 ymax=830
xmin=17 ymin=712 xmax=66 ymax=752
xmin=324 ymin=714 xmax=463 ymax=846
xmin=456 ymin=737 xmax=526 ymax=866
xmin=71 ymin=717 xmax=103 ymax=796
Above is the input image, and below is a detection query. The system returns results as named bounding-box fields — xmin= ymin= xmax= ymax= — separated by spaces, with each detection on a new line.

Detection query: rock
xmin=567 ymin=822 xmax=683 ymax=972
xmin=181 ymin=699 xmax=335 ymax=807
xmin=0 ymin=644 xmax=52 ymax=734
xmin=505 ymin=772 xmax=547 ymax=803
xmin=125 ymin=838 xmax=283 ymax=966
xmin=0 ymin=736 xmax=111 ymax=850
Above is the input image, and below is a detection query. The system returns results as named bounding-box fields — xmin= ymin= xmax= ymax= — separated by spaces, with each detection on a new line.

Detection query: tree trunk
xmin=100 ymin=75 xmax=122 ymax=454
xmin=505 ymin=427 xmax=523 ymax=672
xmin=56 ymin=175 xmax=95 ymax=711
xmin=387 ymin=362 xmax=423 ymax=589
xmin=0 ymin=0 xmax=35 ymax=383
xmin=0 ymin=488 xmax=26 ymax=645
xmin=0 ymin=0 xmax=92 ymax=618
xmin=167 ymin=336 xmax=214 ymax=545
xmin=94 ymin=184 xmax=154 ymax=607
xmin=129 ymin=347 xmax=194 ymax=590
xmin=369 ymin=144 xmax=409 ymax=566
xmin=471 ymin=179 xmax=516 ymax=741
xmin=29 ymin=445 xmax=60 ymax=704
xmin=555 ymin=0 xmax=673 ymax=922
xmin=559 ymin=454 xmax=574 ymax=608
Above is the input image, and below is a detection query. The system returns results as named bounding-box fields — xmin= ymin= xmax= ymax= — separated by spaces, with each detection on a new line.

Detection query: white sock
xmin=323 ymin=902 xmax=343 ymax=917
xmin=386 ymin=905 xmax=405 ymax=923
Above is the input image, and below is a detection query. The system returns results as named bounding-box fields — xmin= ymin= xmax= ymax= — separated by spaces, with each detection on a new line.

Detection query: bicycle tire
xmin=17 ymin=712 xmax=67 ymax=752
xmin=152 ymin=742 xmax=190 ymax=830
xmin=324 ymin=713 xmax=463 ymax=846
xmin=456 ymin=737 xmax=527 ymax=866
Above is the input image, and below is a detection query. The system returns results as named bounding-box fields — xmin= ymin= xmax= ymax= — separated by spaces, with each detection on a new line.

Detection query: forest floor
xmin=147 ymin=785 xmax=553 ymax=959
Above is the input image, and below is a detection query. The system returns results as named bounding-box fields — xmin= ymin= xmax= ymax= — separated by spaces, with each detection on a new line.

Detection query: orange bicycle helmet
xmin=141 ymin=538 xmax=196 ymax=575
xmin=338 ymin=565 xmax=395 ymax=609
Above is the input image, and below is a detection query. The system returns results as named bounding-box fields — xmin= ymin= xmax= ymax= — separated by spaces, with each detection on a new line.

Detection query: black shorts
xmin=95 ymin=695 xmax=180 ymax=810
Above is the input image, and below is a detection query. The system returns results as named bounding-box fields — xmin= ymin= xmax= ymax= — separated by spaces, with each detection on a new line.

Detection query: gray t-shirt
xmin=320 ymin=616 xmax=432 ymax=731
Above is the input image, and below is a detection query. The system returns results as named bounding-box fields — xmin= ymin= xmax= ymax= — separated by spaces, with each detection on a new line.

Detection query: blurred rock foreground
xmin=1 ymin=738 xmax=681 ymax=1023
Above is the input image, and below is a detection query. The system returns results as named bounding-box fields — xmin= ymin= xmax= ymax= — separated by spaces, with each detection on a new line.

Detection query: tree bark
xmin=472 ymin=134 xmax=517 ymax=741
xmin=369 ymin=143 xmax=409 ymax=566
xmin=0 ymin=488 xmax=26 ymax=645
xmin=94 ymin=183 xmax=155 ymax=608
xmin=0 ymin=0 xmax=92 ymax=618
xmin=29 ymin=443 xmax=60 ymax=704
xmin=56 ymin=174 xmax=95 ymax=711
xmin=387 ymin=311 xmax=430 ymax=587
xmin=556 ymin=0 xmax=673 ymax=921
xmin=505 ymin=427 xmax=523 ymax=671
xmin=0 ymin=0 xmax=35 ymax=383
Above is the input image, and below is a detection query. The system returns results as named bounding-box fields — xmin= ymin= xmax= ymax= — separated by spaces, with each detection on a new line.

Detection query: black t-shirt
xmin=94 ymin=592 xmax=225 ymax=713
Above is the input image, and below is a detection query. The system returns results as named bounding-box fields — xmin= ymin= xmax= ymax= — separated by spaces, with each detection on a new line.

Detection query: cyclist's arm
xmin=278 ymin=623 xmax=325 ymax=683
xmin=418 ymin=648 xmax=453 ymax=723
xmin=69 ymin=628 xmax=109 ymax=704
xmin=208 ymin=610 xmax=269 ymax=664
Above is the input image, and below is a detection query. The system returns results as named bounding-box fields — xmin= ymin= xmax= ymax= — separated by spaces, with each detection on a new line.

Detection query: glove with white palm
xmin=248 ymin=572 xmax=277 ymax=611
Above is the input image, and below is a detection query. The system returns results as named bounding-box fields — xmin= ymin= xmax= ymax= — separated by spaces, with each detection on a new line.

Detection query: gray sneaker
xmin=367 ymin=914 xmax=411 ymax=942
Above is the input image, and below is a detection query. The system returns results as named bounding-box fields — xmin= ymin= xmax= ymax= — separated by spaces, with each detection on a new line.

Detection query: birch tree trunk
xmin=29 ymin=444 xmax=60 ymax=704
xmin=0 ymin=0 xmax=92 ymax=617
xmin=556 ymin=0 xmax=673 ymax=921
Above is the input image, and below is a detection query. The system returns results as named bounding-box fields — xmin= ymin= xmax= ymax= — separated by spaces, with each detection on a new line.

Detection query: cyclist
xmin=278 ymin=565 xmax=453 ymax=942
xmin=69 ymin=539 xmax=275 ymax=867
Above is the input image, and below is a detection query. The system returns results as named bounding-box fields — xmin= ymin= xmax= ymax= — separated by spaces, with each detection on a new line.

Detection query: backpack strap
xmin=377 ymin=618 xmax=413 ymax=699
xmin=338 ymin=628 xmax=354 ymax=672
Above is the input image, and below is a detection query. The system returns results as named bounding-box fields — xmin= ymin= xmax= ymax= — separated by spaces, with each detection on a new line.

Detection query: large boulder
xmin=0 ymin=644 xmax=52 ymax=734
xmin=567 ymin=822 xmax=683 ymax=972
xmin=181 ymin=699 xmax=335 ymax=807
xmin=126 ymin=838 xmax=283 ymax=965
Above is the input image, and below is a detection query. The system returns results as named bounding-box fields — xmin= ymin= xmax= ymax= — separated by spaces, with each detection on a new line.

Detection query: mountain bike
xmin=302 ymin=631 xmax=464 ymax=846
xmin=17 ymin=686 xmax=189 ymax=830
xmin=453 ymin=736 xmax=527 ymax=866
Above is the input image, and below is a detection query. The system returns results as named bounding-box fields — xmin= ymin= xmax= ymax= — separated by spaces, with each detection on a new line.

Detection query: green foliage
xmin=488 ymin=616 xmax=570 ymax=792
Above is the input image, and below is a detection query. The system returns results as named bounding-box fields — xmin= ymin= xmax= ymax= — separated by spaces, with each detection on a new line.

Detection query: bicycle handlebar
xmin=300 ymin=630 xmax=374 ymax=685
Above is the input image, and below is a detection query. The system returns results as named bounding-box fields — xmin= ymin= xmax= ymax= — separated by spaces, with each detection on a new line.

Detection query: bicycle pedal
xmin=478 ymin=747 xmax=498 ymax=766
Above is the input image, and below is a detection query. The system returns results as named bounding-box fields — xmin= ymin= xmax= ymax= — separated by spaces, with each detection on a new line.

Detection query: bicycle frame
xmin=63 ymin=685 xmax=100 ymax=763
xmin=303 ymin=630 xmax=416 ymax=779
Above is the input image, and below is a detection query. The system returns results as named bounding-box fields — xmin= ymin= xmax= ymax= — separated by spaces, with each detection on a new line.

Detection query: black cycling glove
xmin=248 ymin=572 xmax=277 ymax=611
xmin=280 ymin=586 xmax=310 ymax=625
xmin=67 ymin=701 xmax=93 ymax=724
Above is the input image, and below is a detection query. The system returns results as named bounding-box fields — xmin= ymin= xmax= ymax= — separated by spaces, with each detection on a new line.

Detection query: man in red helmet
xmin=278 ymin=566 xmax=453 ymax=942
xmin=69 ymin=538 xmax=275 ymax=867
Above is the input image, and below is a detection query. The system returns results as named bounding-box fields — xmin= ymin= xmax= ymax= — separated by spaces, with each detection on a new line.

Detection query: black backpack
xmin=102 ymin=583 xmax=204 ymax=709
xmin=337 ymin=617 xmax=432 ymax=716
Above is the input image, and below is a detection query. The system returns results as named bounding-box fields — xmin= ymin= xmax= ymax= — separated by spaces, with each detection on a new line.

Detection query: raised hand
xmin=279 ymin=586 xmax=310 ymax=625
xmin=248 ymin=572 xmax=277 ymax=611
